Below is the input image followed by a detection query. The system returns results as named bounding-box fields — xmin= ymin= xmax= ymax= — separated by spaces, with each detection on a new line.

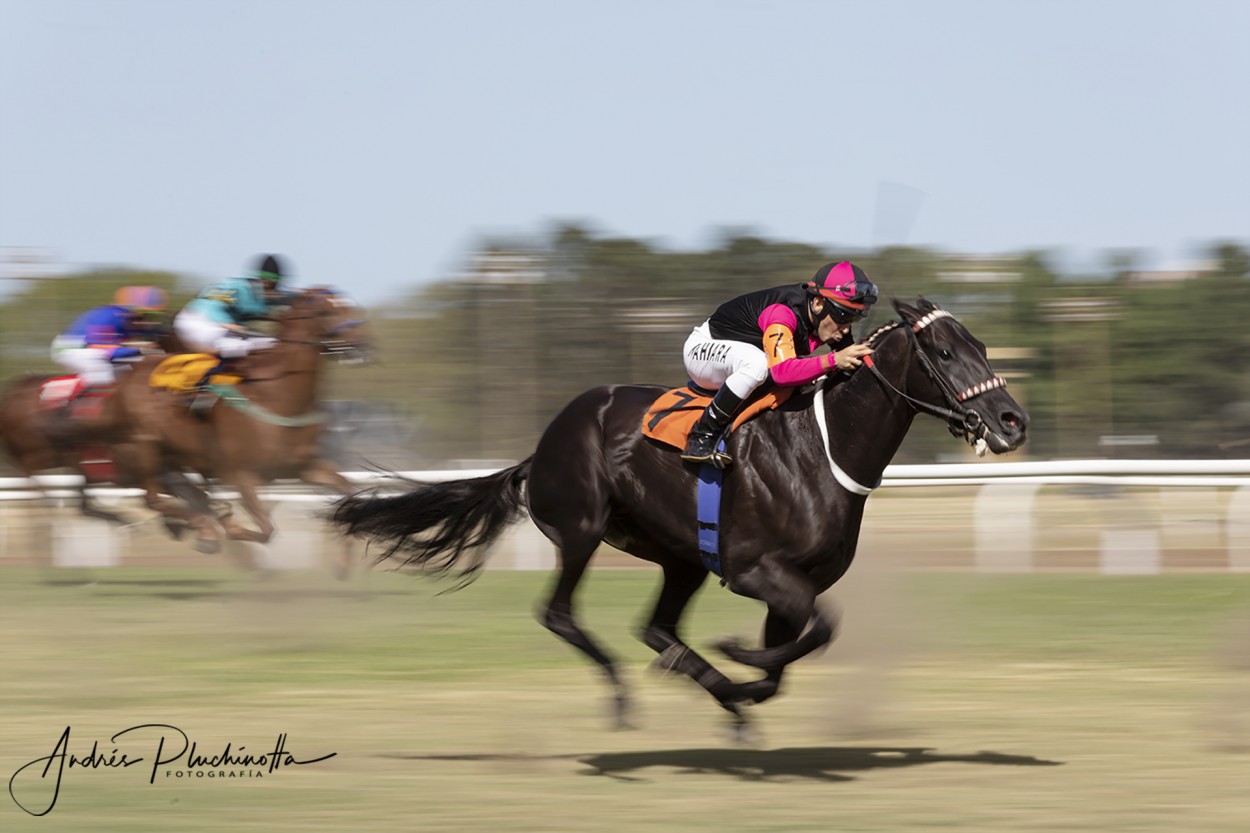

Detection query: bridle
xmin=861 ymin=310 xmax=1007 ymax=456
xmin=270 ymin=302 xmax=368 ymax=359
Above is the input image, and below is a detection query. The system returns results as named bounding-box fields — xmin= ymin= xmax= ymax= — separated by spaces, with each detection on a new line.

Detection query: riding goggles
xmin=827 ymin=303 xmax=867 ymax=324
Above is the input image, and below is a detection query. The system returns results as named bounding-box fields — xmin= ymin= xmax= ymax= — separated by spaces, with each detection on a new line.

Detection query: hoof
xmin=726 ymin=713 xmax=760 ymax=746
xmin=714 ymin=699 xmax=759 ymax=744
xmin=715 ymin=636 xmax=749 ymax=662
xmin=192 ymin=537 xmax=220 ymax=554
xmin=611 ymin=692 xmax=635 ymax=731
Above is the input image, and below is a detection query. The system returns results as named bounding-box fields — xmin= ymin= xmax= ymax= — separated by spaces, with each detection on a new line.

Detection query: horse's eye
xmin=938 ymin=348 xmax=953 ymax=360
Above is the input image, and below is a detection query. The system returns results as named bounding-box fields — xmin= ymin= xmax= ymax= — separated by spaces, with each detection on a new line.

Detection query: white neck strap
xmin=812 ymin=380 xmax=880 ymax=496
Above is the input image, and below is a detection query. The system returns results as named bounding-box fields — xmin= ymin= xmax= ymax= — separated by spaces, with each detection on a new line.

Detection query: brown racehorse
xmin=114 ymin=288 xmax=371 ymax=558
xmin=0 ymin=357 xmax=164 ymax=524
xmin=1 ymin=373 xmax=112 ymax=518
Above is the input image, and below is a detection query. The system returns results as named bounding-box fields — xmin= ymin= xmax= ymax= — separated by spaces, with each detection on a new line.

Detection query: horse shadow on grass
xmin=578 ymin=746 xmax=1063 ymax=782
xmin=387 ymin=746 xmax=1063 ymax=783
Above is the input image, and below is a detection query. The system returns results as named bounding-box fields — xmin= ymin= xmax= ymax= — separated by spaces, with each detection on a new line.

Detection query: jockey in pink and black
xmin=680 ymin=261 xmax=879 ymax=468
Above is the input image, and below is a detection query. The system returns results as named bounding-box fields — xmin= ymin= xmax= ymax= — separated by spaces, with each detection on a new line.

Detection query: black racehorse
xmin=333 ymin=299 xmax=1028 ymax=731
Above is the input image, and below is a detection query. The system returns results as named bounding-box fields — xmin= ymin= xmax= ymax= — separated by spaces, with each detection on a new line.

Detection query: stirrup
xmin=189 ymin=390 xmax=217 ymax=412
xmin=680 ymin=441 xmax=732 ymax=469
xmin=680 ymin=449 xmax=721 ymax=467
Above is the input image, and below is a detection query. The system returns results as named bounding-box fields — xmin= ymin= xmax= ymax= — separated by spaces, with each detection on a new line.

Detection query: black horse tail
xmin=332 ymin=458 xmax=532 ymax=585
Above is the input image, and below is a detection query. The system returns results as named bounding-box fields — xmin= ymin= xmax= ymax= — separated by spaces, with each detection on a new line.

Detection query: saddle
xmin=38 ymin=376 xmax=89 ymax=412
xmin=35 ymin=376 xmax=117 ymax=482
xmin=641 ymin=384 xmax=792 ymax=450
xmin=38 ymin=376 xmax=114 ymax=417
xmin=148 ymin=354 xmax=243 ymax=394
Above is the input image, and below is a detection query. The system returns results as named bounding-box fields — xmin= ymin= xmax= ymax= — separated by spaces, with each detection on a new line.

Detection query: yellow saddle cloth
xmin=148 ymin=354 xmax=242 ymax=392
xmin=641 ymin=385 xmax=792 ymax=450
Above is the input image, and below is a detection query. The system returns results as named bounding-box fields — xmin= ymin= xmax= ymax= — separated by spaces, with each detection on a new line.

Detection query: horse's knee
xmin=808 ymin=606 xmax=840 ymax=650
xmin=798 ymin=613 xmax=831 ymax=648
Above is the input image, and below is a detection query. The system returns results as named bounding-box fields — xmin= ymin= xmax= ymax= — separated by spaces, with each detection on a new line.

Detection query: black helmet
xmin=255 ymin=254 xmax=287 ymax=282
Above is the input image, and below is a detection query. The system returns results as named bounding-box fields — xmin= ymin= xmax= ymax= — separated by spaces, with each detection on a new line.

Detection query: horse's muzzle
xmin=985 ymin=406 xmax=1029 ymax=453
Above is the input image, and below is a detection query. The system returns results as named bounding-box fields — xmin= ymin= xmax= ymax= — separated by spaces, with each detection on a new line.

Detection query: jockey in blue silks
xmin=50 ymin=285 xmax=169 ymax=388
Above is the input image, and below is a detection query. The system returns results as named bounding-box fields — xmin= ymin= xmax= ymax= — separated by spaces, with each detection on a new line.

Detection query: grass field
xmin=2 ymin=565 xmax=1248 ymax=832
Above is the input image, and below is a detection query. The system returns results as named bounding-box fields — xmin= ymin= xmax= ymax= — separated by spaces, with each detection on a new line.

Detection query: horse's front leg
xmin=130 ymin=440 xmax=222 ymax=552
xmin=219 ymin=471 xmax=275 ymax=544
xmin=717 ymin=557 xmax=839 ymax=672
xmin=140 ymin=476 xmax=222 ymax=553
xmin=640 ymin=560 xmax=774 ymax=734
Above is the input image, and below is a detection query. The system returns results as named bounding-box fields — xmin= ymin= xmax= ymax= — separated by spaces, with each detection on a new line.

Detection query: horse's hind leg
xmin=219 ymin=471 xmax=275 ymax=544
xmin=641 ymin=560 xmax=776 ymax=726
xmin=130 ymin=441 xmax=222 ymax=552
xmin=538 ymin=531 xmax=632 ymax=728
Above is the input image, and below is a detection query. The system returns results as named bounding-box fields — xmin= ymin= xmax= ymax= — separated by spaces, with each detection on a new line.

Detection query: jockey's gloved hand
xmin=834 ymin=343 xmax=874 ymax=371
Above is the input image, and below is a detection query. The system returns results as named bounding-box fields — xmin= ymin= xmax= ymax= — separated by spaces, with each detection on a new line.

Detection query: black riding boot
xmin=680 ymin=387 xmax=744 ymax=468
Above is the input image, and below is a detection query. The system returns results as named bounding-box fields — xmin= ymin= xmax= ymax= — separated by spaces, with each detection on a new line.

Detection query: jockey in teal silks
xmin=174 ymin=254 xmax=298 ymax=358
xmin=680 ymin=261 xmax=879 ymax=468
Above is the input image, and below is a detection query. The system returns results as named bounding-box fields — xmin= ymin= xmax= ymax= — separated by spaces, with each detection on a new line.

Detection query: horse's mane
xmin=862 ymin=320 xmax=904 ymax=347
xmin=796 ymin=320 xmax=904 ymax=406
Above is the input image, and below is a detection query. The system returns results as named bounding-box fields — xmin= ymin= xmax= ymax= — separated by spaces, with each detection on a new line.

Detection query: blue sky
xmin=2 ymin=0 xmax=1247 ymax=303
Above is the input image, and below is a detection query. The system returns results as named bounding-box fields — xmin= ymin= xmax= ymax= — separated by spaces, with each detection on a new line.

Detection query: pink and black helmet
xmin=806 ymin=262 xmax=878 ymax=317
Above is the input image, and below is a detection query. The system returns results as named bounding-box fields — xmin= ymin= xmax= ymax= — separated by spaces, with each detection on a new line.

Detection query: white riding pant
xmin=50 ymin=336 xmax=117 ymax=386
xmin=174 ymin=309 xmax=277 ymax=359
xmin=682 ymin=321 xmax=770 ymax=399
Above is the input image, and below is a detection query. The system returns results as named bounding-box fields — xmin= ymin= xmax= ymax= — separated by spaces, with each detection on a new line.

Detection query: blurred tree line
xmin=1 ymin=231 xmax=1247 ymax=469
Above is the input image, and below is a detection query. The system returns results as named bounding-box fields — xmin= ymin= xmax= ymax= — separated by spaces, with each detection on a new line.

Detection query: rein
xmin=861 ymin=312 xmax=1006 ymax=456
xmin=258 ymin=317 xmax=366 ymax=354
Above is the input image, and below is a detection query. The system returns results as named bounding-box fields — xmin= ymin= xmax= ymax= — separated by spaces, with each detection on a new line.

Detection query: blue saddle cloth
xmin=695 ymin=439 xmax=726 ymax=578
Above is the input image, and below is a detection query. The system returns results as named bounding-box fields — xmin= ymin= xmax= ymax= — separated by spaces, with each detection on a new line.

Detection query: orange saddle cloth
xmin=641 ymin=385 xmax=792 ymax=450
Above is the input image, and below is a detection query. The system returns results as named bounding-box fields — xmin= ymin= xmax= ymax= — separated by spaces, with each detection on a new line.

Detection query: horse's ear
xmin=916 ymin=296 xmax=940 ymax=313
xmin=893 ymin=297 xmax=921 ymax=326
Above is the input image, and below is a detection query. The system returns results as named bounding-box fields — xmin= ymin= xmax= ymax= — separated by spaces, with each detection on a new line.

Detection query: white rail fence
xmin=2 ymin=460 xmax=1249 ymax=573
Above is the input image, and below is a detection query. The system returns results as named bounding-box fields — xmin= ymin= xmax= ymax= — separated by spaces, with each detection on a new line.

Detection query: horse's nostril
xmin=1002 ymin=412 xmax=1022 ymax=432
